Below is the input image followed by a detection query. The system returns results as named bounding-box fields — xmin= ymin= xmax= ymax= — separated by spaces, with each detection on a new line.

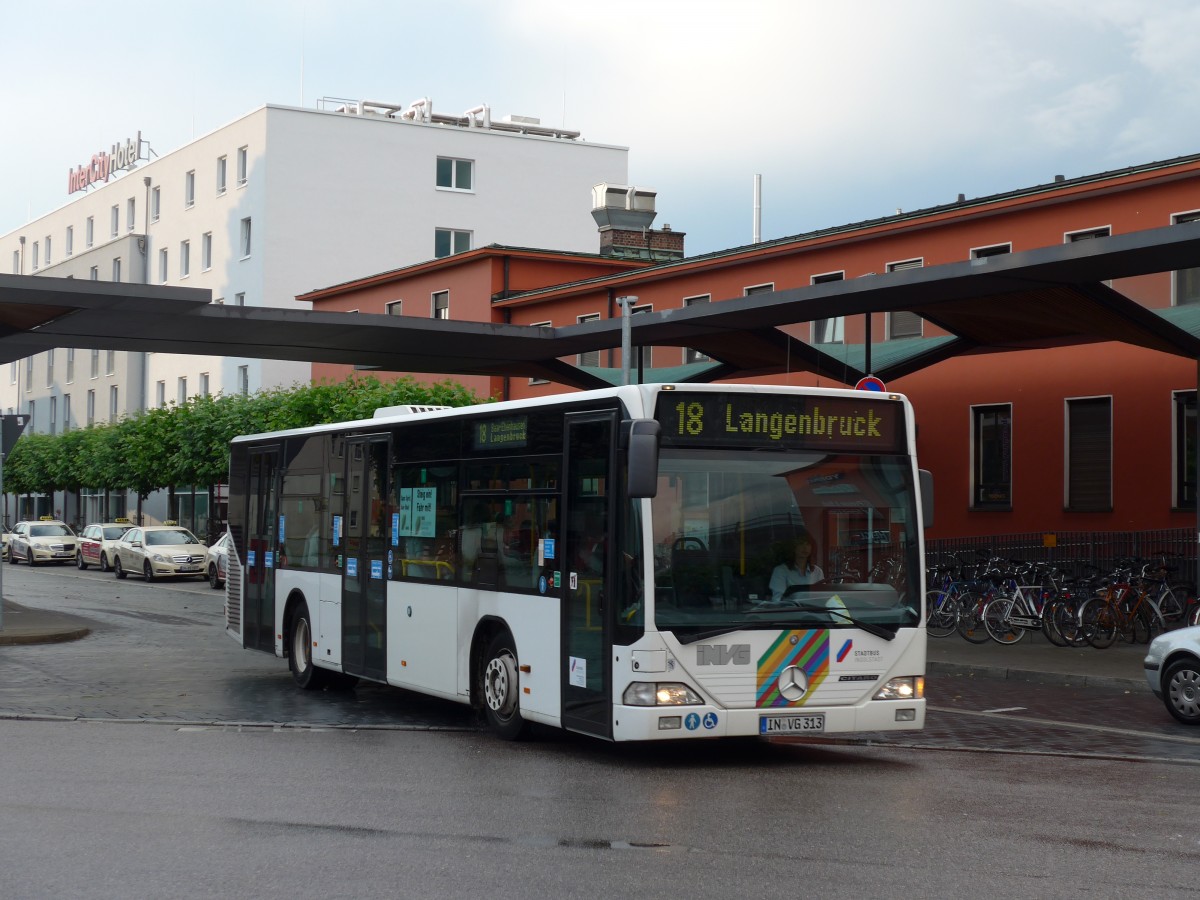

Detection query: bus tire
xmin=480 ymin=631 xmax=531 ymax=741
xmin=289 ymin=600 xmax=327 ymax=691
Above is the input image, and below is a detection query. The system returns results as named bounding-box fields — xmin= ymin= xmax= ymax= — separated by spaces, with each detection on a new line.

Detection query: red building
xmin=303 ymin=160 xmax=1200 ymax=542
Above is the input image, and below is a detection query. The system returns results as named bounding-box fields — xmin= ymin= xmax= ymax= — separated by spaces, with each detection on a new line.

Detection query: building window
xmin=49 ymin=396 xmax=57 ymax=436
xmin=90 ymin=349 xmax=99 ymax=379
xmin=127 ymin=197 xmax=136 ymax=232
xmin=630 ymin=304 xmax=653 ymax=370
xmin=110 ymin=205 xmax=119 ymax=237
xmin=65 ymin=226 xmax=73 ymax=257
xmin=434 ymin=228 xmax=471 ymax=258
xmin=527 ymin=321 xmax=553 ymax=384
xmin=811 ymin=271 xmax=845 ymax=343
xmin=1066 ymin=396 xmax=1112 ymax=511
xmin=216 ymin=156 xmax=227 ymax=195
xmin=63 ymin=394 xmax=71 ymax=432
xmin=972 ymin=243 xmax=1011 ymax=259
xmin=159 ymin=248 xmax=168 ymax=283
xmin=45 ymin=349 xmax=53 ymax=387
xmin=240 ymin=218 xmax=252 ymax=257
xmin=109 ymin=386 xmax=118 ymax=423
xmin=1173 ymin=213 xmax=1200 ymax=305
xmin=27 ymin=400 xmax=34 ymax=432
xmin=156 ymin=380 xmax=166 ymax=408
xmin=385 ymin=300 xmax=403 ymax=316
xmin=8 ymin=361 xmax=14 ymax=384
xmin=1066 ymin=226 xmax=1110 ymax=243
xmin=435 ymin=157 xmax=474 ymax=191
xmin=202 ymin=232 xmax=212 ymax=271
xmin=237 ymin=146 xmax=248 ymax=185
xmin=178 ymin=377 xmax=188 ymax=405
xmin=185 ymin=170 xmax=196 ymax=208
xmin=24 ymin=356 xmax=32 ymax=391
xmin=106 ymin=351 xmax=115 ymax=375
xmin=112 ymin=257 xmax=121 ymax=283
xmin=11 ymin=250 xmax=17 ymax=274
xmin=180 ymin=240 xmax=191 ymax=278
xmin=886 ymin=259 xmax=924 ymax=338
xmin=431 ymin=290 xmax=449 ymax=319
xmin=86 ymin=216 xmax=94 ymax=247
xmin=972 ymin=404 xmax=1012 ymax=509
xmin=683 ymin=295 xmax=710 ymax=363
xmin=151 ymin=186 xmax=161 ymax=222
xmin=44 ymin=236 xmax=51 ymax=265
xmin=743 ymin=283 xmax=774 ymax=296
xmin=1175 ymin=391 xmax=1196 ymax=509
xmin=237 ymin=365 xmax=249 ymax=395
xmin=199 ymin=372 xmax=209 ymax=396
xmin=31 ymin=241 xmax=38 ymax=271
xmin=89 ymin=266 xmax=98 ymax=281
xmin=234 ymin=292 xmax=245 ymax=307
xmin=66 ymin=349 xmax=74 ymax=384
xmin=577 ymin=313 xmax=601 ymax=367
xmin=86 ymin=389 xmax=95 ymax=426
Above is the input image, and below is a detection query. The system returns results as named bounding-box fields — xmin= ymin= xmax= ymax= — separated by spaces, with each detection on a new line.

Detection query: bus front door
xmin=562 ymin=411 xmax=617 ymax=739
xmin=341 ymin=435 xmax=390 ymax=682
xmin=244 ymin=445 xmax=280 ymax=654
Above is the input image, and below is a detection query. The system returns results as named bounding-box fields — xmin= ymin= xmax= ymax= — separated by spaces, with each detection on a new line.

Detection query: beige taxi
xmin=8 ymin=519 xmax=78 ymax=566
xmin=112 ymin=523 xmax=207 ymax=581
xmin=77 ymin=520 xmax=133 ymax=571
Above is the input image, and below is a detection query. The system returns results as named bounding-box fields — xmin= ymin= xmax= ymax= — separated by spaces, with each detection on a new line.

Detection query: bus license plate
xmin=760 ymin=713 xmax=825 ymax=735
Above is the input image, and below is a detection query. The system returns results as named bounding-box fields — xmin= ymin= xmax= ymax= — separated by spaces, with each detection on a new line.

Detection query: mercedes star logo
xmin=778 ymin=665 xmax=809 ymax=702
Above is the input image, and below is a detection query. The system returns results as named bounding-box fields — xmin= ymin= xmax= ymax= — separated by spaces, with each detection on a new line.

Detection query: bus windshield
xmin=650 ymin=449 xmax=921 ymax=642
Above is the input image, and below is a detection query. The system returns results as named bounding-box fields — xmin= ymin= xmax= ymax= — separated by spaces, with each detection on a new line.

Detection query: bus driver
xmin=769 ymin=532 xmax=825 ymax=601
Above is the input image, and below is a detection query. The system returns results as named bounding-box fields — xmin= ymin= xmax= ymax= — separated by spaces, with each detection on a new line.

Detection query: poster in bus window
xmin=397 ymin=489 xmax=413 ymax=536
xmin=391 ymin=512 xmax=401 ymax=545
xmin=332 ymin=515 xmax=342 ymax=547
xmin=412 ymin=487 xmax=436 ymax=538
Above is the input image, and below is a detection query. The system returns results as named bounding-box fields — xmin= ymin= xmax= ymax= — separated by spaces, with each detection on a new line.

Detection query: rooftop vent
xmin=591 ymin=184 xmax=657 ymax=230
xmin=373 ymin=404 xmax=451 ymax=419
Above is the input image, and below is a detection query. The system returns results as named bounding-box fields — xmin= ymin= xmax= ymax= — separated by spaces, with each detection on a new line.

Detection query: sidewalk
xmin=0 ymin=600 xmax=92 ymax=646
xmin=0 ymin=597 xmax=1151 ymax=687
xmin=926 ymin=631 xmax=1148 ymax=688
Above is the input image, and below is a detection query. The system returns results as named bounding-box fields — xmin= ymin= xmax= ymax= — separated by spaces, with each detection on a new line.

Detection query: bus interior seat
xmin=671 ymin=546 xmax=716 ymax=609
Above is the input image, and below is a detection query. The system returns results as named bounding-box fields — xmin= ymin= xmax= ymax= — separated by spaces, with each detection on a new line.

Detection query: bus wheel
xmin=480 ymin=632 xmax=531 ymax=740
xmin=289 ymin=601 xmax=327 ymax=691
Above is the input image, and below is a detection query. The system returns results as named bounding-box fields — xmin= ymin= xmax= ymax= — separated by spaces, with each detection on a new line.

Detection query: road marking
xmin=982 ymin=706 xmax=1027 ymax=713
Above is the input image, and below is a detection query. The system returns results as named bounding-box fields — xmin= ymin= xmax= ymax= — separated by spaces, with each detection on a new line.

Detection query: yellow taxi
xmin=8 ymin=518 xmax=79 ymax=566
xmin=77 ymin=519 xmax=134 ymax=571
xmin=112 ymin=523 xmax=207 ymax=581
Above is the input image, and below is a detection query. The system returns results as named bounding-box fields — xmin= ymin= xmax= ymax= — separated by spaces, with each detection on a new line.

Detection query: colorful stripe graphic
xmin=837 ymin=639 xmax=852 ymax=662
xmin=756 ymin=629 xmax=829 ymax=708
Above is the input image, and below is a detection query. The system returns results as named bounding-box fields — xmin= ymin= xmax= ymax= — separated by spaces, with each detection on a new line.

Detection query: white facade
xmin=0 ymin=100 xmax=628 ymax=528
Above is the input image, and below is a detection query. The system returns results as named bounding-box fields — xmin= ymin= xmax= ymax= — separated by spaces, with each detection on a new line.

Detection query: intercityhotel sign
xmin=67 ymin=131 xmax=145 ymax=195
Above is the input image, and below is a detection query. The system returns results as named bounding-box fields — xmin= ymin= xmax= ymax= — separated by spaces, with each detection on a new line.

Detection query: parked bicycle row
xmin=925 ymin=552 xmax=1200 ymax=648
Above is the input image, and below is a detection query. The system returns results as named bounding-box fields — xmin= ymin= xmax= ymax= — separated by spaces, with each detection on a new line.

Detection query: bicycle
xmin=980 ymin=561 xmax=1064 ymax=646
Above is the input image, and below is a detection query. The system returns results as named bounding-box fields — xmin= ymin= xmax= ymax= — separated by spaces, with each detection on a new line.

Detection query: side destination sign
xmin=474 ymin=416 xmax=529 ymax=451
xmin=656 ymin=392 xmax=905 ymax=454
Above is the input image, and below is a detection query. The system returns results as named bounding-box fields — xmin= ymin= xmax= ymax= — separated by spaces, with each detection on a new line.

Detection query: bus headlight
xmin=873 ymin=676 xmax=924 ymax=701
xmin=622 ymin=682 xmax=703 ymax=706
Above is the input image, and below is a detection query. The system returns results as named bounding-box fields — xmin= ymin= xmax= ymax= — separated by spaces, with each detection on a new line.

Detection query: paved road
xmin=2 ymin=563 xmax=1198 ymax=763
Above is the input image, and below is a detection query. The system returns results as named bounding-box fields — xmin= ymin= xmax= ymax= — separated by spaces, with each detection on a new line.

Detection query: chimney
xmin=591 ymin=183 xmax=685 ymax=260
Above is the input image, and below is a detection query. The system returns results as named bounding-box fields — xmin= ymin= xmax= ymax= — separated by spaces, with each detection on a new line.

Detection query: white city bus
xmin=224 ymin=384 xmax=930 ymax=741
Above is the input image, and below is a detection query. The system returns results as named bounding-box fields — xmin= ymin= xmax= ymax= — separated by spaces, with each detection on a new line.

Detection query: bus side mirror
xmin=919 ymin=469 xmax=934 ymax=528
xmin=623 ymin=419 xmax=660 ymax=499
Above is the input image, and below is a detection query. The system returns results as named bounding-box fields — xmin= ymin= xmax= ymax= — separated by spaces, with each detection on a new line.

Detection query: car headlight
xmin=151 ymin=553 xmax=169 ymax=563
xmin=873 ymin=676 xmax=925 ymax=701
xmin=622 ymin=682 xmax=704 ymax=706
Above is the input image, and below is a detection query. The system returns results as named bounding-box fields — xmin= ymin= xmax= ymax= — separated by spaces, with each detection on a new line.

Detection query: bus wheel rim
xmin=484 ymin=652 xmax=517 ymax=717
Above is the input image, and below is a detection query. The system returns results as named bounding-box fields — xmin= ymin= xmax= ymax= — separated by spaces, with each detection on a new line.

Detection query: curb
xmin=0 ymin=626 xmax=92 ymax=646
xmin=928 ymin=659 xmax=1143 ymax=689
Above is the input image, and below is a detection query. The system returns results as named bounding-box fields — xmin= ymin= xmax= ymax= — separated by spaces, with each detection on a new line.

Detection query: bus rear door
xmin=340 ymin=435 xmax=390 ymax=682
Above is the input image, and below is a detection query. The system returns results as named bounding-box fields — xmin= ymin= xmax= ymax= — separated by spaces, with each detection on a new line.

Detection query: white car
xmin=207 ymin=531 xmax=232 ymax=590
xmin=112 ymin=525 xmax=207 ymax=581
xmin=1144 ymin=625 xmax=1200 ymax=725
xmin=8 ymin=520 xmax=78 ymax=566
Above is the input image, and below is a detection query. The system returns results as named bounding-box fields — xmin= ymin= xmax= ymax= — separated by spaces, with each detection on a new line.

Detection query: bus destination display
xmin=473 ymin=416 xmax=529 ymax=451
xmin=656 ymin=392 xmax=905 ymax=453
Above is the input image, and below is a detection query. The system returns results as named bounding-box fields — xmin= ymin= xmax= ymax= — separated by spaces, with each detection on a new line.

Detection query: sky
xmin=4 ymin=0 xmax=1200 ymax=257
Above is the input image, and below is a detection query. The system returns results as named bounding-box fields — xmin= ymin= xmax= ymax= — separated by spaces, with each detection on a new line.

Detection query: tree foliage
xmin=3 ymin=376 xmax=486 ymax=497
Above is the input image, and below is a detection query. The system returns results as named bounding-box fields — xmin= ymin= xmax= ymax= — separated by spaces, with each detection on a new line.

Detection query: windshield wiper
xmin=748 ymin=600 xmax=897 ymax=641
xmin=672 ymin=627 xmax=742 ymax=645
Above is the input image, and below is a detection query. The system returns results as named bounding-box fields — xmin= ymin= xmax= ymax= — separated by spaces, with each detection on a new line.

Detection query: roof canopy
xmin=4 ymin=221 xmax=1200 ymax=390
